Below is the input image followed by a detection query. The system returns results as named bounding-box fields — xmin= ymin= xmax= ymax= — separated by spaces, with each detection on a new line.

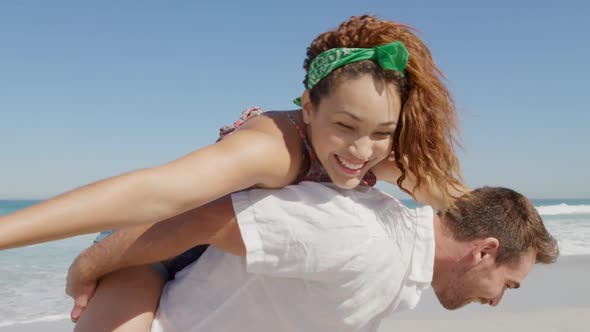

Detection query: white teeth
xmin=337 ymin=156 xmax=364 ymax=170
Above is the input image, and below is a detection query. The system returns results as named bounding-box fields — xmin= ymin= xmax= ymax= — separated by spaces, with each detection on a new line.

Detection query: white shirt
xmin=151 ymin=182 xmax=434 ymax=332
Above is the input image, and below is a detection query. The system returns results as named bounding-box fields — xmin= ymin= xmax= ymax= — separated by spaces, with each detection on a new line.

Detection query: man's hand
xmin=62 ymin=195 xmax=244 ymax=322
xmin=66 ymin=255 xmax=98 ymax=322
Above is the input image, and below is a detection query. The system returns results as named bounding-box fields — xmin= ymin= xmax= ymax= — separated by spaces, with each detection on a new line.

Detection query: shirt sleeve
xmin=231 ymin=182 xmax=371 ymax=279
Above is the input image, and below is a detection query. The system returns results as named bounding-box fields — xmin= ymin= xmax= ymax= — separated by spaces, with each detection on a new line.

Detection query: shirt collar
xmin=407 ymin=206 xmax=435 ymax=284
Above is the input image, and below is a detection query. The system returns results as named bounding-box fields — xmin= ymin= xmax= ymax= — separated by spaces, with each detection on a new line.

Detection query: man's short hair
xmin=438 ymin=187 xmax=559 ymax=265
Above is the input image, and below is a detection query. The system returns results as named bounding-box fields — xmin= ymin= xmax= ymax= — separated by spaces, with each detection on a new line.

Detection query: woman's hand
xmin=372 ymin=151 xmax=467 ymax=210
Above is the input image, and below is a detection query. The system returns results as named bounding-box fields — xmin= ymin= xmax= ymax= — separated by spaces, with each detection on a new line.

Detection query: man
xmin=67 ymin=182 xmax=558 ymax=331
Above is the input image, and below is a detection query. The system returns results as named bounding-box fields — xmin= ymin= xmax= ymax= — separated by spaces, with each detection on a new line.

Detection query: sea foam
xmin=537 ymin=204 xmax=590 ymax=216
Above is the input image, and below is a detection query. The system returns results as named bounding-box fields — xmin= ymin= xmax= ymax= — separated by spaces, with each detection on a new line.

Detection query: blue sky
xmin=1 ymin=1 xmax=588 ymax=199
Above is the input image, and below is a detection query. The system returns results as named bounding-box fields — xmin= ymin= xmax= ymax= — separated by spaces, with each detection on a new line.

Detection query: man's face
xmin=434 ymin=247 xmax=536 ymax=310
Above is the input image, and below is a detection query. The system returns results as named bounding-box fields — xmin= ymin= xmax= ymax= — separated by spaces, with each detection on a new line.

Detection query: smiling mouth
xmin=335 ymin=155 xmax=366 ymax=171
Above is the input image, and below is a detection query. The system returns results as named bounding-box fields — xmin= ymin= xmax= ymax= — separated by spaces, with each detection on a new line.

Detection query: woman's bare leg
xmin=74 ymin=265 xmax=165 ymax=332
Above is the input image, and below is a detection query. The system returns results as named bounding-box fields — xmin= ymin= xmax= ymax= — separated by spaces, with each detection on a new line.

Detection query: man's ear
xmin=472 ymin=237 xmax=500 ymax=264
xmin=301 ymin=90 xmax=313 ymax=125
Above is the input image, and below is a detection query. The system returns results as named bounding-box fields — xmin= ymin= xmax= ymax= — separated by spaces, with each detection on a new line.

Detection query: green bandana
xmin=294 ymin=41 xmax=409 ymax=106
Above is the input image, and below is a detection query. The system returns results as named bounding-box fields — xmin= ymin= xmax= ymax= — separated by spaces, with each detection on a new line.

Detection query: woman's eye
xmin=373 ymin=132 xmax=393 ymax=138
xmin=336 ymin=122 xmax=354 ymax=130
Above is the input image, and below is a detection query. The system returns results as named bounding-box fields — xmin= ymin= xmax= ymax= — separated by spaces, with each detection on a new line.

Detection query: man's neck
xmin=431 ymin=214 xmax=469 ymax=287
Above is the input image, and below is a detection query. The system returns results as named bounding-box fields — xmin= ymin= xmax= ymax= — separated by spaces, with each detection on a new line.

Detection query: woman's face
xmin=302 ymin=74 xmax=401 ymax=189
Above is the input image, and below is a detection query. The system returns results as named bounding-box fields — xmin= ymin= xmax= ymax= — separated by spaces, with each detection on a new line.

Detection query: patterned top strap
xmin=218 ymin=107 xmax=265 ymax=138
xmin=286 ymin=112 xmax=316 ymax=163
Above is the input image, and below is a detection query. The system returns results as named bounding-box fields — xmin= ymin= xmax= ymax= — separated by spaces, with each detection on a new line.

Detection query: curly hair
xmin=303 ymin=15 xmax=463 ymax=202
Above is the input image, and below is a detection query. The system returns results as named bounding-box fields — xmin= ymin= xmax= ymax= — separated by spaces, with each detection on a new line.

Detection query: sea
xmin=1 ymin=198 xmax=589 ymax=328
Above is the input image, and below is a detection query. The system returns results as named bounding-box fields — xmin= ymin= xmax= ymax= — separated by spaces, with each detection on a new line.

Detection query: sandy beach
xmin=2 ymin=255 xmax=588 ymax=332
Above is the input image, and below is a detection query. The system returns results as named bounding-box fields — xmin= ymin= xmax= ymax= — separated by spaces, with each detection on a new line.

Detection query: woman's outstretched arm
xmin=0 ymin=127 xmax=293 ymax=250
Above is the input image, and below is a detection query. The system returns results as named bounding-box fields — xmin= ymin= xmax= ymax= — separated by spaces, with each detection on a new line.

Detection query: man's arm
xmin=70 ymin=195 xmax=245 ymax=287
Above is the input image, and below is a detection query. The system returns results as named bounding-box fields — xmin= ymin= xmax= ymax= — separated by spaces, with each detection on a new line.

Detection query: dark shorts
xmin=161 ymin=245 xmax=209 ymax=279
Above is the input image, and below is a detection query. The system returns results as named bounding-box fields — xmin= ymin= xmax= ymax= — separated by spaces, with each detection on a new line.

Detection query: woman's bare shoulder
xmin=237 ymin=110 xmax=304 ymax=145
xmin=236 ymin=110 xmax=306 ymax=187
